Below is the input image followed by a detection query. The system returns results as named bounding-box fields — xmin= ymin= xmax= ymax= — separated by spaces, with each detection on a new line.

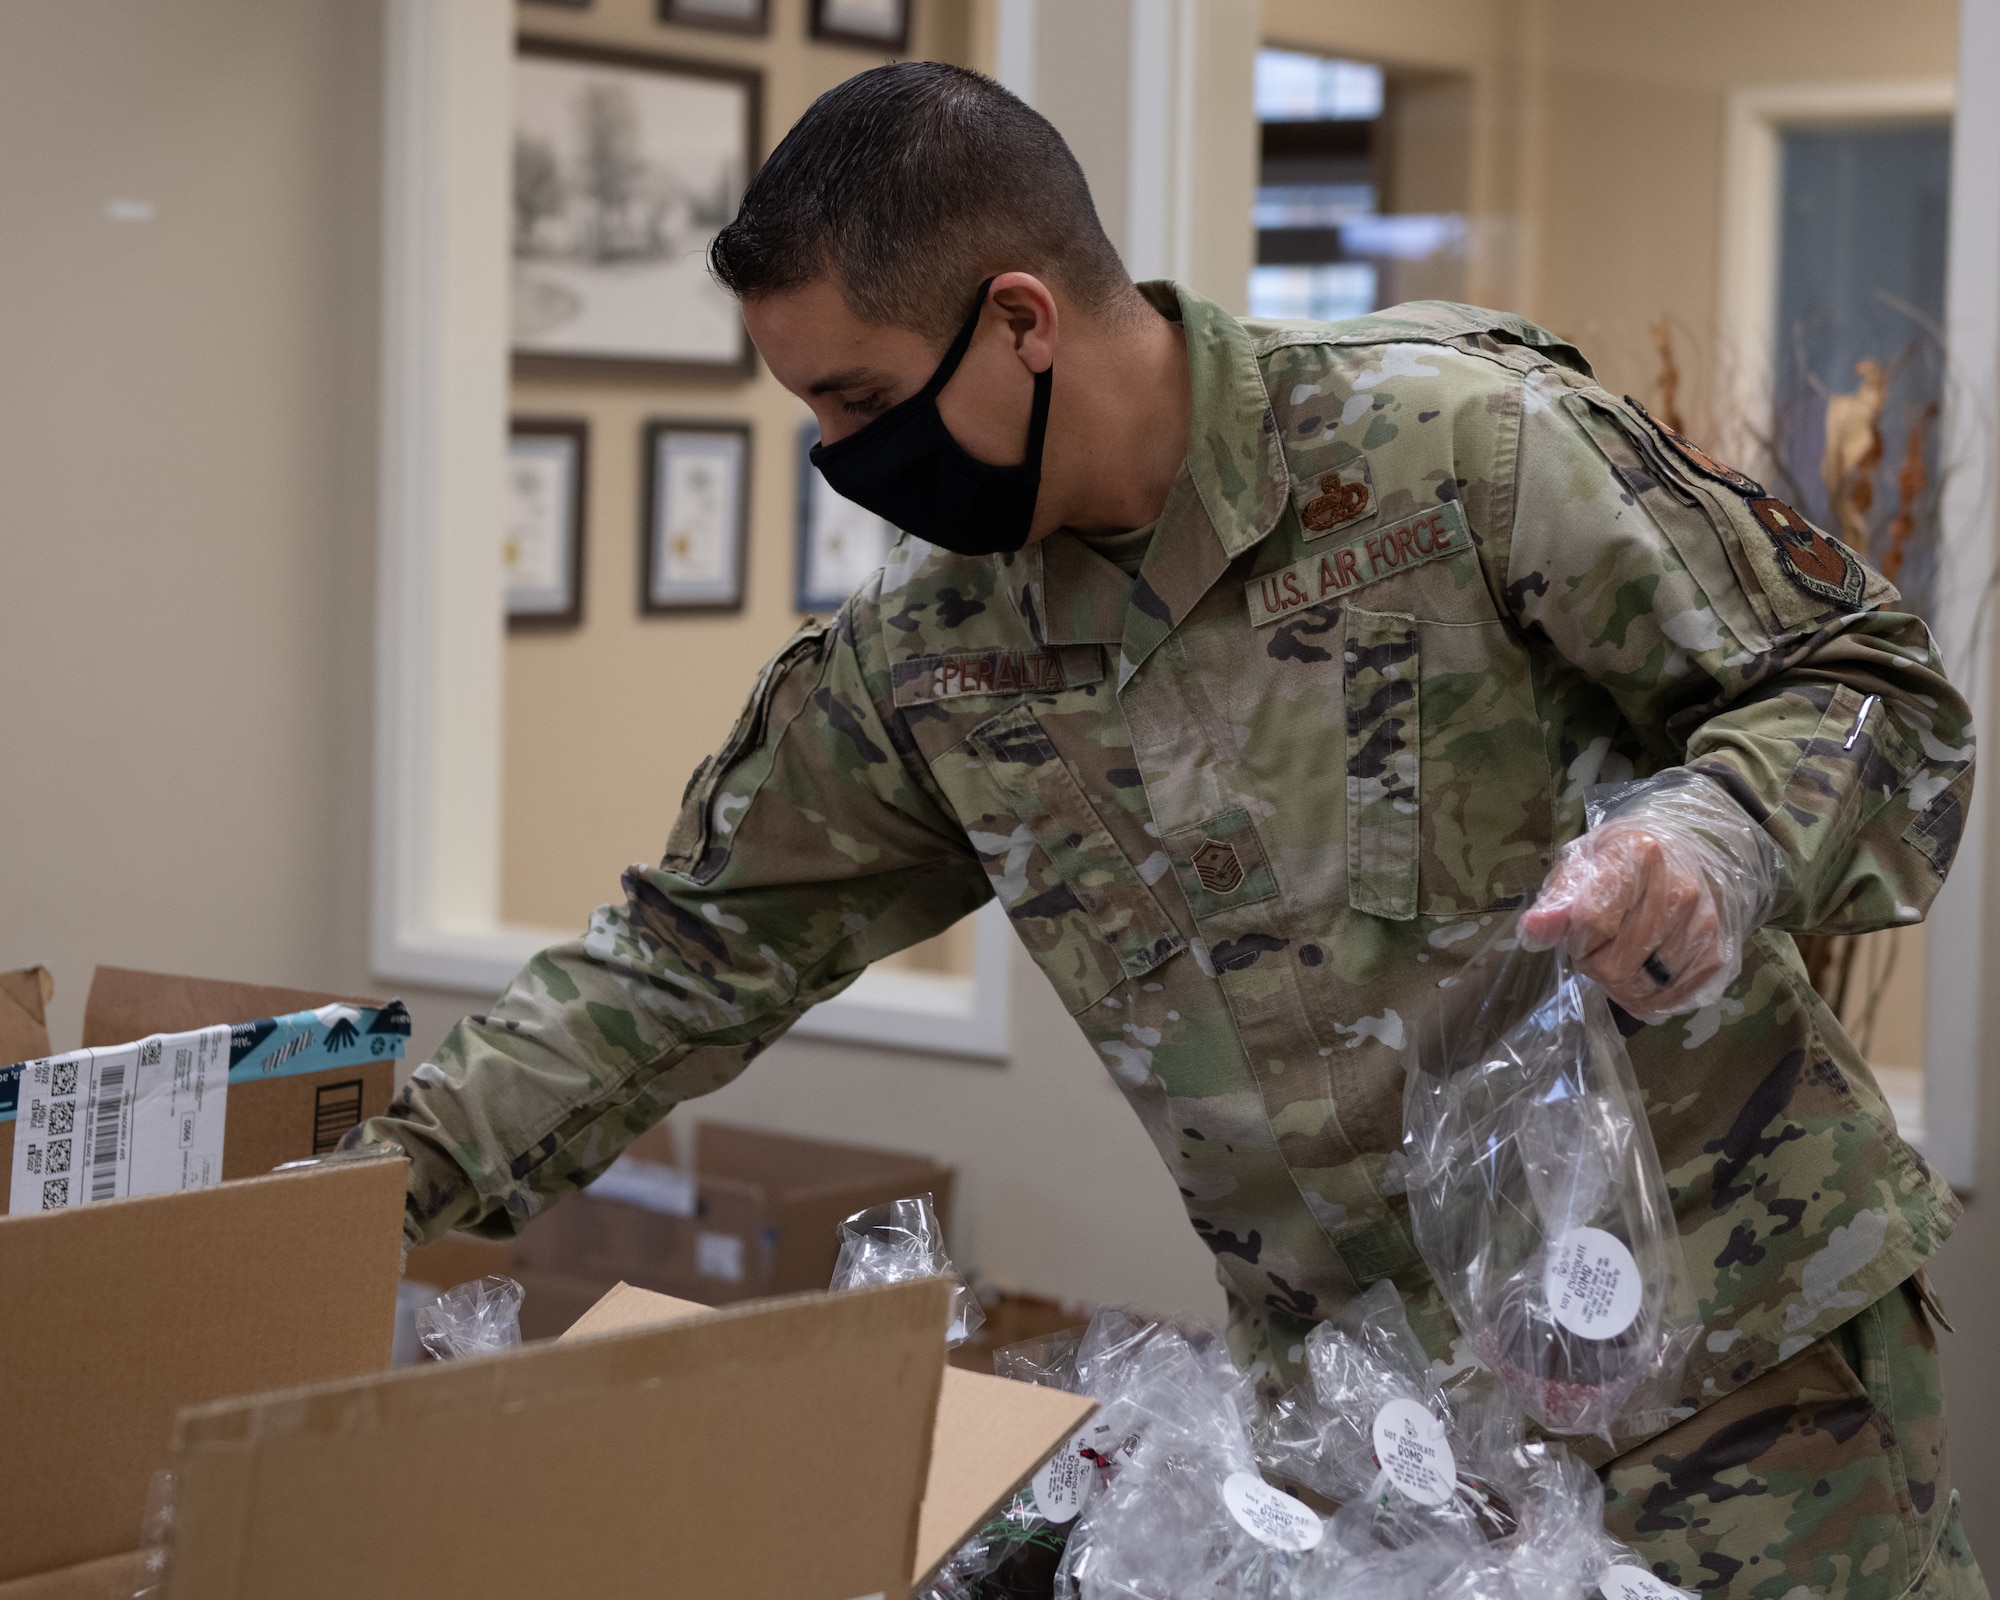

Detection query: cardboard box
xmin=513 ymin=1120 xmax=954 ymax=1314
xmin=565 ymin=1282 xmax=1097 ymax=1591
xmin=0 ymin=967 xmax=405 ymax=1214
xmin=83 ymin=966 xmax=400 ymax=1182
xmin=0 ymin=1158 xmax=407 ymax=1598
xmin=0 ymin=966 xmax=53 ymax=1067
xmin=162 ymin=1278 xmax=1095 ymax=1599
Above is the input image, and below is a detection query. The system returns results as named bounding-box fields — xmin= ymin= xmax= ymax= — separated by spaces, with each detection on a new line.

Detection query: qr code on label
xmin=41 ymin=1178 xmax=68 ymax=1210
xmin=139 ymin=1040 xmax=162 ymax=1067
xmin=45 ymin=1139 xmax=71 ymax=1174
xmin=48 ymin=1101 xmax=73 ymax=1136
xmin=51 ymin=1062 xmax=78 ymax=1096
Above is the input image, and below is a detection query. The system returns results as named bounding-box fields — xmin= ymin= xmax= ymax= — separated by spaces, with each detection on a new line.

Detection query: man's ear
xmin=986 ymin=271 xmax=1058 ymax=374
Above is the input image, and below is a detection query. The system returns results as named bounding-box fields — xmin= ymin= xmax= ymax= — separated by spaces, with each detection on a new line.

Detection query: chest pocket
xmin=1345 ymin=608 xmax=1554 ymax=919
xmin=965 ymin=704 xmax=1183 ymax=1013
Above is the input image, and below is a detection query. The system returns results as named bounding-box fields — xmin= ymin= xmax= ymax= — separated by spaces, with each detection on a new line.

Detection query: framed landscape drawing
xmin=506 ymin=418 xmax=588 ymax=628
xmin=512 ymin=39 xmax=760 ymax=376
xmin=797 ymin=420 xmax=899 ymax=613
xmin=643 ymin=421 xmax=752 ymax=612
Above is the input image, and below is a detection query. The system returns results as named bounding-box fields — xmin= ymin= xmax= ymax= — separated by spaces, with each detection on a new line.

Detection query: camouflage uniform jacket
xmin=359 ymin=283 xmax=1972 ymax=1444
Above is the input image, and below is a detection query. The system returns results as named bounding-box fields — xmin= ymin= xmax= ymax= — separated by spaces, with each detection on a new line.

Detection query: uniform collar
xmin=1006 ymin=282 xmax=1291 ymax=683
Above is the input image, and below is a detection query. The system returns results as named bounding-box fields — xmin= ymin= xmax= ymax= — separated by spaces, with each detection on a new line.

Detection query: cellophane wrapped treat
xmin=916 ymin=1328 xmax=1093 ymax=1600
xmin=1404 ymin=917 xmax=1699 ymax=1439
xmin=1256 ymin=1280 xmax=1518 ymax=1550
xmin=1054 ymin=1311 xmax=1326 ymax=1600
xmin=831 ymin=1193 xmax=985 ymax=1347
xmin=414 ymin=1274 xmax=525 ymax=1360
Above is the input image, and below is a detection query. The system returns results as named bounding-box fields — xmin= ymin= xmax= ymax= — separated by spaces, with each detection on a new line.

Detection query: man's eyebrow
xmin=807 ymin=366 xmax=883 ymax=396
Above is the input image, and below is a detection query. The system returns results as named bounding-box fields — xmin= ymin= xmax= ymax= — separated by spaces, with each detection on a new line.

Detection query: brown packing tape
xmin=564 ymin=1282 xmax=1098 ymax=1591
xmin=0 ymin=1158 xmax=407 ymax=1587
xmin=165 ymin=1280 xmax=959 ymax=1600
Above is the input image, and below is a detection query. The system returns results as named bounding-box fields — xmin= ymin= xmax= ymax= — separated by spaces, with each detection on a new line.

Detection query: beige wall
xmin=500 ymin=0 xmax=979 ymax=932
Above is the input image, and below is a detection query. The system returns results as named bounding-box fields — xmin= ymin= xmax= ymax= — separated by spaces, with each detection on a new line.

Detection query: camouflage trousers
xmin=1604 ymin=1279 xmax=1987 ymax=1600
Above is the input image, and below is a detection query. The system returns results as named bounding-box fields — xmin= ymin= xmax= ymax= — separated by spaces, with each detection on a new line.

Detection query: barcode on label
xmin=90 ymin=1063 xmax=128 ymax=1203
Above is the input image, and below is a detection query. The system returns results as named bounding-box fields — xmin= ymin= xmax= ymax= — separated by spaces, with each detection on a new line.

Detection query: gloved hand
xmin=1518 ymin=771 xmax=1788 ymax=1023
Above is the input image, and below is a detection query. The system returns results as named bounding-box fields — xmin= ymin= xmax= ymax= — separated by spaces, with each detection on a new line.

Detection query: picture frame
xmin=512 ymin=38 xmax=761 ymax=377
xmin=506 ymin=418 xmax=589 ymax=629
xmin=643 ymin=421 xmax=752 ymax=613
xmin=658 ymin=0 xmax=769 ymax=35
xmin=797 ymin=420 xmax=900 ymax=613
xmin=809 ymin=0 xmax=910 ymax=52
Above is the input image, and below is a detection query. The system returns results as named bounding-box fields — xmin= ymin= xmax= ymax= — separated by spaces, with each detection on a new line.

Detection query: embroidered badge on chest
xmin=1190 ymin=838 xmax=1244 ymax=894
xmin=1293 ymin=458 xmax=1374 ymax=539
xmin=1751 ymin=496 xmax=1866 ymax=607
xmin=1245 ymin=500 xmax=1471 ymax=627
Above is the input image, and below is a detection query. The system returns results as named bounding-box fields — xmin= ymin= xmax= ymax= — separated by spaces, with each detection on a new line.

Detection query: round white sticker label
xmin=1544 ymin=1226 xmax=1644 ymax=1340
xmin=1600 ymin=1562 xmax=1693 ymax=1600
xmin=1370 ymin=1397 xmax=1456 ymax=1506
xmin=1031 ymin=1430 xmax=1091 ymax=1524
xmin=1221 ymin=1471 xmax=1324 ymax=1552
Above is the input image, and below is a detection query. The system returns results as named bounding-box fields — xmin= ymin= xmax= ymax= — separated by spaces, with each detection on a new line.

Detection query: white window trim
xmin=1717 ymin=67 xmax=1991 ymax=1192
xmin=369 ymin=0 xmax=1010 ymax=1061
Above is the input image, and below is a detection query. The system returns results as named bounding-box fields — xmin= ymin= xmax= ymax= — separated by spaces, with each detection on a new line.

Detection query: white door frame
xmin=1717 ymin=59 xmax=1990 ymax=1193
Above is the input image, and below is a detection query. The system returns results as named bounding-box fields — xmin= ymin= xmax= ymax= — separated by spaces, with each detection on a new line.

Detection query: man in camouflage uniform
xmin=351 ymin=65 xmax=1983 ymax=1594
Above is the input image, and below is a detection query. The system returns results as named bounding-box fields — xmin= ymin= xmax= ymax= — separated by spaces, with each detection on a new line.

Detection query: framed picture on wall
xmin=797 ymin=420 xmax=899 ymax=613
xmin=643 ymin=421 xmax=752 ymax=612
xmin=658 ymin=0 xmax=768 ymax=35
xmin=512 ymin=39 xmax=761 ymax=376
xmin=506 ymin=418 xmax=589 ymax=628
xmin=809 ymin=0 xmax=909 ymax=52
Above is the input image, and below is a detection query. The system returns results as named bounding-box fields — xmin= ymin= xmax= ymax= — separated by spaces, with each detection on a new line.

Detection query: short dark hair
xmin=710 ymin=62 xmax=1135 ymax=343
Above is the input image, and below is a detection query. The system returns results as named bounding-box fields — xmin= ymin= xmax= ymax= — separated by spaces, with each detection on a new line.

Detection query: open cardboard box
xmin=509 ymin=1121 xmax=955 ymax=1333
xmin=0 ymin=1157 xmax=407 ymax=1599
xmin=163 ymin=1278 xmax=1096 ymax=1599
xmin=0 ymin=967 xmax=401 ymax=1213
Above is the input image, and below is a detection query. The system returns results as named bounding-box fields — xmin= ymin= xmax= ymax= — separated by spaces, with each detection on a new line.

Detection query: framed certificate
xmin=506 ymin=418 xmax=588 ymax=628
xmin=809 ymin=0 xmax=909 ymax=51
xmin=643 ymin=421 xmax=752 ymax=613
xmin=512 ymin=39 xmax=761 ymax=376
xmin=797 ymin=420 xmax=898 ymax=614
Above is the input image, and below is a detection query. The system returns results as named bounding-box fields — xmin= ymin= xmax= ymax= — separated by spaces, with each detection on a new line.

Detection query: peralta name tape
xmin=0 ymin=1000 xmax=410 ymax=1123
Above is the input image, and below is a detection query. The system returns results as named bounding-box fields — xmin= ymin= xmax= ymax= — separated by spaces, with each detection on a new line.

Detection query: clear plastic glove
xmin=1519 ymin=771 xmax=1788 ymax=1023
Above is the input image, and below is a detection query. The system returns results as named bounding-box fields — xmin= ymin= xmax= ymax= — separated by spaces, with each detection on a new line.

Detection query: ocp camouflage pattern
xmin=351 ymin=285 xmax=1975 ymax=1579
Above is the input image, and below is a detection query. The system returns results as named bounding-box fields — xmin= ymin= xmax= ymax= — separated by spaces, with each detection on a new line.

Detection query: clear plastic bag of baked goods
xmin=1256 ymin=1280 xmax=1519 ymax=1550
xmin=1404 ymin=920 xmax=1698 ymax=1439
xmin=831 ymin=1193 xmax=985 ymax=1347
xmin=1055 ymin=1311 xmax=1325 ymax=1600
xmin=414 ymin=1275 xmax=525 ymax=1360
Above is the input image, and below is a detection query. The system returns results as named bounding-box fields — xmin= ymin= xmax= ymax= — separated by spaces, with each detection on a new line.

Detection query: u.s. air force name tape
xmin=1245 ymin=499 xmax=1471 ymax=627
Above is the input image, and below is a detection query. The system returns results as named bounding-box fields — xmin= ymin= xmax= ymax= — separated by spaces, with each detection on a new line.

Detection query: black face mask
xmin=809 ymin=278 xmax=1053 ymax=558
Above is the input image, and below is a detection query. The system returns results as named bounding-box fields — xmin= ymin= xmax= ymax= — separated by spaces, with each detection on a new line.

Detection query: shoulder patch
xmin=890 ymin=645 xmax=1103 ymax=706
xmin=1750 ymin=496 xmax=1867 ymax=608
xmin=1624 ymin=396 xmax=1765 ymax=497
xmin=1246 ymin=500 xmax=1471 ymax=627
